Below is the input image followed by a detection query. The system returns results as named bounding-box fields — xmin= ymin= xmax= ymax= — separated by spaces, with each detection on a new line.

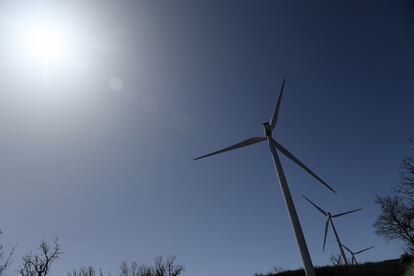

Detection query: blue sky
xmin=0 ymin=1 xmax=413 ymax=275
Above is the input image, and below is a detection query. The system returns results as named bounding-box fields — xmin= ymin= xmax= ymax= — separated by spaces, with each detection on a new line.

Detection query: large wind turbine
xmin=341 ymin=244 xmax=375 ymax=265
xmin=303 ymin=195 xmax=361 ymax=265
xmin=194 ymin=78 xmax=336 ymax=276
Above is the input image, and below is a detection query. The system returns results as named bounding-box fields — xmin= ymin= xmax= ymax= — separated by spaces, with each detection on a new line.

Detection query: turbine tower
xmin=303 ymin=195 xmax=361 ymax=265
xmin=341 ymin=243 xmax=375 ymax=265
xmin=194 ymin=78 xmax=337 ymax=276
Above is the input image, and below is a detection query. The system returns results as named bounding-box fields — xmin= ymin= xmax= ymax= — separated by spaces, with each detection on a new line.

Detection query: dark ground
xmin=268 ymin=258 xmax=412 ymax=276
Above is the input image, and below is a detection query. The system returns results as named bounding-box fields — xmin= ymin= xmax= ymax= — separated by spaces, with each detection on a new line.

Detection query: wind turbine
xmin=341 ymin=243 xmax=375 ymax=265
xmin=302 ymin=195 xmax=361 ymax=266
xmin=193 ymin=78 xmax=337 ymax=276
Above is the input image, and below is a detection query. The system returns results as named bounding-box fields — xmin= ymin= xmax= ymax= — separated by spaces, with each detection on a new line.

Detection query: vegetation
xmin=17 ymin=238 xmax=62 ymax=276
xmin=9 ymin=238 xmax=184 ymax=276
xmin=118 ymin=256 xmax=184 ymax=276
xmin=68 ymin=255 xmax=184 ymax=276
xmin=255 ymin=257 xmax=410 ymax=276
xmin=0 ymin=230 xmax=14 ymax=275
xmin=374 ymin=138 xmax=414 ymax=252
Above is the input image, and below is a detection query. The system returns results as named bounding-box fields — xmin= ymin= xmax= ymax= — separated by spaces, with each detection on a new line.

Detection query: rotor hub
xmin=263 ymin=122 xmax=272 ymax=137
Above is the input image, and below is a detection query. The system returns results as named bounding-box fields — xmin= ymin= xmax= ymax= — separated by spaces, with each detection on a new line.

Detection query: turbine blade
xmin=341 ymin=243 xmax=353 ymax=254
xmin=332 ymin=208 xmax=362 ymax=218
xmin=323 ymin=217 xmax=330 ymax=251
xmin=194 ymin=137 xmax=266 ymax=161
xmin=355 ymin=246 xmax=374 ymax=255
xmin=303 ymin=195 xmax=327 ymax=216
xmin=271 ymin=139 xmax=337 ymax=193
xmin=270 ymin=77 xmax=286 ymax=130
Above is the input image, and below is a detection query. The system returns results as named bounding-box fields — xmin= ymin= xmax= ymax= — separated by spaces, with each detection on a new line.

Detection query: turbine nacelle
xmin=263 ymin=122 xmax=272 ymax=138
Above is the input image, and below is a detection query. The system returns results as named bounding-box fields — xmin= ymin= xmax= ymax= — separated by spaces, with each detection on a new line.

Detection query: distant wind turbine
xmin=303 ymin=195 xmax=361 ymax=266
xmin=341 ymin=243 xmax=375 ymax=265
xmin=194 ymin=78 xmax=336 ymax=276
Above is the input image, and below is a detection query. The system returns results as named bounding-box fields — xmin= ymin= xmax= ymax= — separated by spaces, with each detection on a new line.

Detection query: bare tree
xmin=68 ymin=255 xmax=184 ymax=276
xmin=120 ymin=261 xmax=139 ymax=276
xmin=67 ymin=266 xmax=106 ymax=276
xmin=374 ymin=138 xmax=414 ymax=252
xmin=165 ymin=256 xmax=184 ymax=276
xmin=119 ymin=256 xmax=184 ymax=276
xmin=0 ymin=230 xmax=15 ymax=275
xmin=137 ymin=265 xmax=153 ymax=276
xmin=17 ymin=238 xmax=62 ymax=276
xmin=154 ymin=256 xmax=166 ymax=276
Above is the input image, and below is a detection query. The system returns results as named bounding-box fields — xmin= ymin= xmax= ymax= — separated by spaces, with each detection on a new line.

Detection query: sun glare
xmin=0 ymin=7 xmax=89 ymax=101
xmin=27 ymin=24 xmax=66 ymax=61
xmin=9 ymin=14 xmax=84 ymax=81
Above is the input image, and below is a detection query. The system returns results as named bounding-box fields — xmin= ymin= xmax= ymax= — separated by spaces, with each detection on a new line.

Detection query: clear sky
xmin=0 ymin=1 xmax=413 ymax=275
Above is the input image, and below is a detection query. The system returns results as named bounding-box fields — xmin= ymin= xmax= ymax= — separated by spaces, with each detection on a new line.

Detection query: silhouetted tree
xmin=18 ymin=238 xmax=62 ymax=276
xmin=67 ymin=266 xmax=106 ymax=276
xmin=158 ymin=256 xmax=183 ymax=276
xmin=120 ymin=261 xmax=152 ymax=276
xmin=0 ymin=230 xmax=15 ymax=275
xmin=120 ymin=256 xmax=184 ymax=276
xmin=374 ymin=138 xmax=414 ymax=252
xmin=259 ymin=259 xmax=405 ymax=276
xmin=253 ymin=266 xmax=285 ymax=276
xmin=400 ymin=252 xmax=413 ymax=265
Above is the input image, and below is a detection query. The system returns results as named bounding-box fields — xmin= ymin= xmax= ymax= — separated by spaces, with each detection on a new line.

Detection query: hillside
xmin=263 ymin=258 xmax=410 ymax=276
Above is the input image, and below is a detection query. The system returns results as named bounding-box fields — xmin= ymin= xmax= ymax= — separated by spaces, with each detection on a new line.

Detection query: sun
xmin=26 ymin=23 xmax=68 ymax=62
xmin=1 ymin=4 xmax=89 ymax=102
